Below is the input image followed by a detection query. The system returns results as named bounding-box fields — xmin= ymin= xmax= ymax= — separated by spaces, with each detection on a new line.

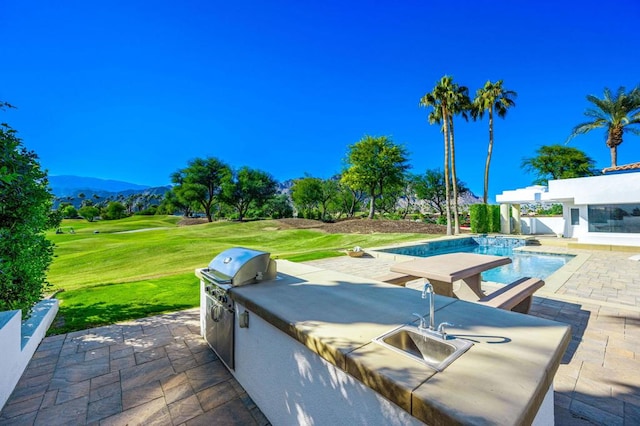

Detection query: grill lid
xmin=206 ymin=247 xmax=276 ymax=287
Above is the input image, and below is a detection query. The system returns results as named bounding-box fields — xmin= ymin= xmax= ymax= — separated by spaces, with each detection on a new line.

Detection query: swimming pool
xmin=378 ymin=237 xmax=575 ymax=284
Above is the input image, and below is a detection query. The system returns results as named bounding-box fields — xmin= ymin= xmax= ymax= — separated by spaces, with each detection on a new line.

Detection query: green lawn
xmin=47 ymin=216 xmax=433 ymax=334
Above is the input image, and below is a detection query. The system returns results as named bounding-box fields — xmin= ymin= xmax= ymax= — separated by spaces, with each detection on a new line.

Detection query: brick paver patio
xmin=0 ymin=310 xmax=268 ymax=426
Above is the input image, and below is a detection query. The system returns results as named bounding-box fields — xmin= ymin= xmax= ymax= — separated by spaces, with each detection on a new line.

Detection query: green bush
xmin=1 ymin=123 xmax=59 ymax=313
xmin=470 ymin=204 xmax=488 ymax=233
xmin=470 ymin=204 xmax=502 ymax=233
xmin=489 ymin=205 xmax=501 ymax=233
xmin=134 ymin=206 xmax=158 ymax=216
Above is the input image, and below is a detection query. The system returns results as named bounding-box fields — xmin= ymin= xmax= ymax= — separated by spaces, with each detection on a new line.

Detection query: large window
xmin=588 ymin=204 xmax=640 ymax=233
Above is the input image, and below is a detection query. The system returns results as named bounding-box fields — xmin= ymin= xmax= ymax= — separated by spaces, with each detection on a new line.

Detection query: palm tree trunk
xmin=442 ymin=106 xmax=452 ymax=236
xmin=449 ymin=119 xmax=460 ymax=234
xmin=610 ymin=146 xmax=617 ymax=168
xmin=483 ymin=107 xmax=494 ymax=204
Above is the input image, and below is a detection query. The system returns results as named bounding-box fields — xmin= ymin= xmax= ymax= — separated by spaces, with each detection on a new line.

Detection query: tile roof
xmin=601 ymin=162 xmax=640 ymax=174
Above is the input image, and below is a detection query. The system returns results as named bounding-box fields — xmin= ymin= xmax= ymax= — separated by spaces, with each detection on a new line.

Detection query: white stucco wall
xmin=0 ymin=299 xmax=59 ymax=410
xmin=230 ymin=303 xmax=555 ymax=425
xmin=544 ymin=173 xmax=640 ymax=204
xmin=544 ymin=173 xmax=640 ymax=246
xmin=231 ymin=304 xmax=424 ymax=426
xmin=520 ymin=217 xmax=565 ymax=235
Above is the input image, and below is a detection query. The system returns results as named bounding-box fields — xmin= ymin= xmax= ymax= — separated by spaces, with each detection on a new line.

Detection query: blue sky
xmin=2 ymin=1 xmax=639 ymax=201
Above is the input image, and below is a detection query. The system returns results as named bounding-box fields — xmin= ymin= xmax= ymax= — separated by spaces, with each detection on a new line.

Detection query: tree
xmin=1 ymin=107 xmax=60 ymax=312
xmin=342 ymin=135 xmax=410 ymax=219
xmin=521 ymin=144 xmax=598 ymax=185
xmin=291 ymin=176 xmax=323 ymax=219
xmin=257 ymin=194 xmax=293 ymax=219
xmin=376 ymin=175 xmax=419 ymax=219
xmin=414 ymin=169 xmax=469 ymax=216
xmin=157 ymin=190 xmax=195 ymax=217
xmin=171 ymin=157 xmax=231 ymax=222
xmin=220 ymin=167 xmax=277 ymax=221
xmin=472 ymin=80 xmax=517 ymax=204
xmin=442 ymin=79 xmax=470 ymax=233
xmin=102 ymin=201 xmax=127 ymax=220
xmin=61 ymin=205 xmax=78 ymax=219
xmin=78 ymin=205 xmax=100 ymax=222
xmin=291 ymin=176 xmax=342 ymax=220
xmin=568 ymin=86 xmax=640 ymax=167
xmin=333 ymin=181 xmax=365 ymax=218
xmin=420 ymin=76 xmax=470 ymax=235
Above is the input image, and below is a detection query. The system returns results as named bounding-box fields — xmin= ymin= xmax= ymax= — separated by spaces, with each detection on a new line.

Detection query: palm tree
xmin=569 ymin=86 xmax=640 ymax=168
xmin=472 ymin=80 xmax=517 ymax=204
xmin=420 ymin=76 xmax=453 ymax=235
xmin=446 ymin=83 xmax=471 ymax=234
xmin=420 ymin=76 xmax=470 ymax=235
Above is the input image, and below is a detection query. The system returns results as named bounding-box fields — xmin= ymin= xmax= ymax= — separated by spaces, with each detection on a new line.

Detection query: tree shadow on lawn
xmin=49 ymin=300 xmax=197 ymax=335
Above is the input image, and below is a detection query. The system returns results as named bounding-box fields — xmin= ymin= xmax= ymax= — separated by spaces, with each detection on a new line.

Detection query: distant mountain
xmin=460 ymin=191 xmax=483 ymax=205
xmin=48 ymin=175 xmax=171 ymax=209
xmin=49 ymin=175 xmax=152 ymax=196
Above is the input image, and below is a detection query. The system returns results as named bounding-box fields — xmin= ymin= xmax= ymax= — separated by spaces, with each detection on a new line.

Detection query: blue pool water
xmin=379 ymin=237 xmax=575 ymax=284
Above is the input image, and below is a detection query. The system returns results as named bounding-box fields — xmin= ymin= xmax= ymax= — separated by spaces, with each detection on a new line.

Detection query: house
xmin=496 ymin=164 xmax=640 ymax=247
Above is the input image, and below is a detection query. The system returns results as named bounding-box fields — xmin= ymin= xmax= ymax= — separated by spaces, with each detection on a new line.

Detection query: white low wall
xmin=0 ymin=299 xmax=59 ymax=410
xmin=520 ymin=216 xmax=565 ymax=235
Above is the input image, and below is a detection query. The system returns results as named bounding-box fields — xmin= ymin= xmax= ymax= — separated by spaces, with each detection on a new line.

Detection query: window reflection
xmin=588 ymin=204 xmax=640 ymax=233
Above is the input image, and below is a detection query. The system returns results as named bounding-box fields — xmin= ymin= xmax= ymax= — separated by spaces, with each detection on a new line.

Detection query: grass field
xmin=47 ymin=216 xmax=432 ymax=334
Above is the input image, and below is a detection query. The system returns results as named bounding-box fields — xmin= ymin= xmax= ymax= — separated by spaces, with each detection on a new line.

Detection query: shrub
xmin=134 ymin=206 xmax=158 ymax=216
xmin=489 ymin=205 xmax=501 ymax=232
xmin=470 ymin=204 xmax=488 ymax=232
xmin=1 ymin=123 xmax=59 ymax=313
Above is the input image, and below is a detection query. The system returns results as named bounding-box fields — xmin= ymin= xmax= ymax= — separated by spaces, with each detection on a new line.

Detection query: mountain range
xmin=48 ymin=176 xmax=171 ymax=210
xmin=48 ymin=175 xmax=482 ymax=209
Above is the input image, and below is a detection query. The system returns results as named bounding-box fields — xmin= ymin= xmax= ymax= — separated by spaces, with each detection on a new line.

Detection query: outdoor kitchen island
xmin=197 ymin=260 xmax=571 ymax=425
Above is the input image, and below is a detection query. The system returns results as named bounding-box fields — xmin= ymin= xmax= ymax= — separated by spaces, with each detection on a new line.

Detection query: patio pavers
xmin=0 ymin=310 xmax=269 ymax=426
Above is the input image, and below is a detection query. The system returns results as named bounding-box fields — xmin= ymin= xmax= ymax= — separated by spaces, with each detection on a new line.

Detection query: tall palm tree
xmin=472 ymin=80 xmax=517 ymax=204
xmin=420 ymin=77 xmax=453 ymax=235
xmin=569 ymin=86 xmax=640 ymax=168
xmin=420 ymin=76 xmax=470 ymax=235
xmin=445 ymin=83 xmax=471 ymax=234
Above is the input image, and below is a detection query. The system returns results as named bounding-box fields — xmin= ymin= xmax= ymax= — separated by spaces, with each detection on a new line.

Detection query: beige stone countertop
xmin=215 ymin=260 xmax=571 ymax=425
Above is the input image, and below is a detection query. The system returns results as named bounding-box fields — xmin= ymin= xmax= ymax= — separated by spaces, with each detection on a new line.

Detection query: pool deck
xmin=1 ymin=241 xmax=639 ymax=425
xmin=308 ymin=243 xmax=640 ymax=425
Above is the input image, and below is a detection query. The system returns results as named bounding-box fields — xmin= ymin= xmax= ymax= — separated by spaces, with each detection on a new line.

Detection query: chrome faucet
xmin=437 ymin=322 xmax=453 ymax=340
xmin=421 ymin=281 xmax=435 ymax=331
xmin=412 ymin=312 xmax=428 ymax=330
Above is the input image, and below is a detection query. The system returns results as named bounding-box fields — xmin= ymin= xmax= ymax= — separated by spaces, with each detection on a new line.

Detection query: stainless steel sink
xmin=372 ymin=324 xmax=473 ymax=371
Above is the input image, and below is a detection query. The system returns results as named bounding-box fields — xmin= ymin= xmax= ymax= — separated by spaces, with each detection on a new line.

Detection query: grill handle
xmin=210 ymin=304 xmax=222 ymax=322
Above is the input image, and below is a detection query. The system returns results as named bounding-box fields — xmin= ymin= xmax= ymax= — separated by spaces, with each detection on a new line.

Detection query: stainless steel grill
xmin=201 ymin=247 xmax=277 ymax=290
xmin=200 ymin=247 xmax=277 ymax=370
